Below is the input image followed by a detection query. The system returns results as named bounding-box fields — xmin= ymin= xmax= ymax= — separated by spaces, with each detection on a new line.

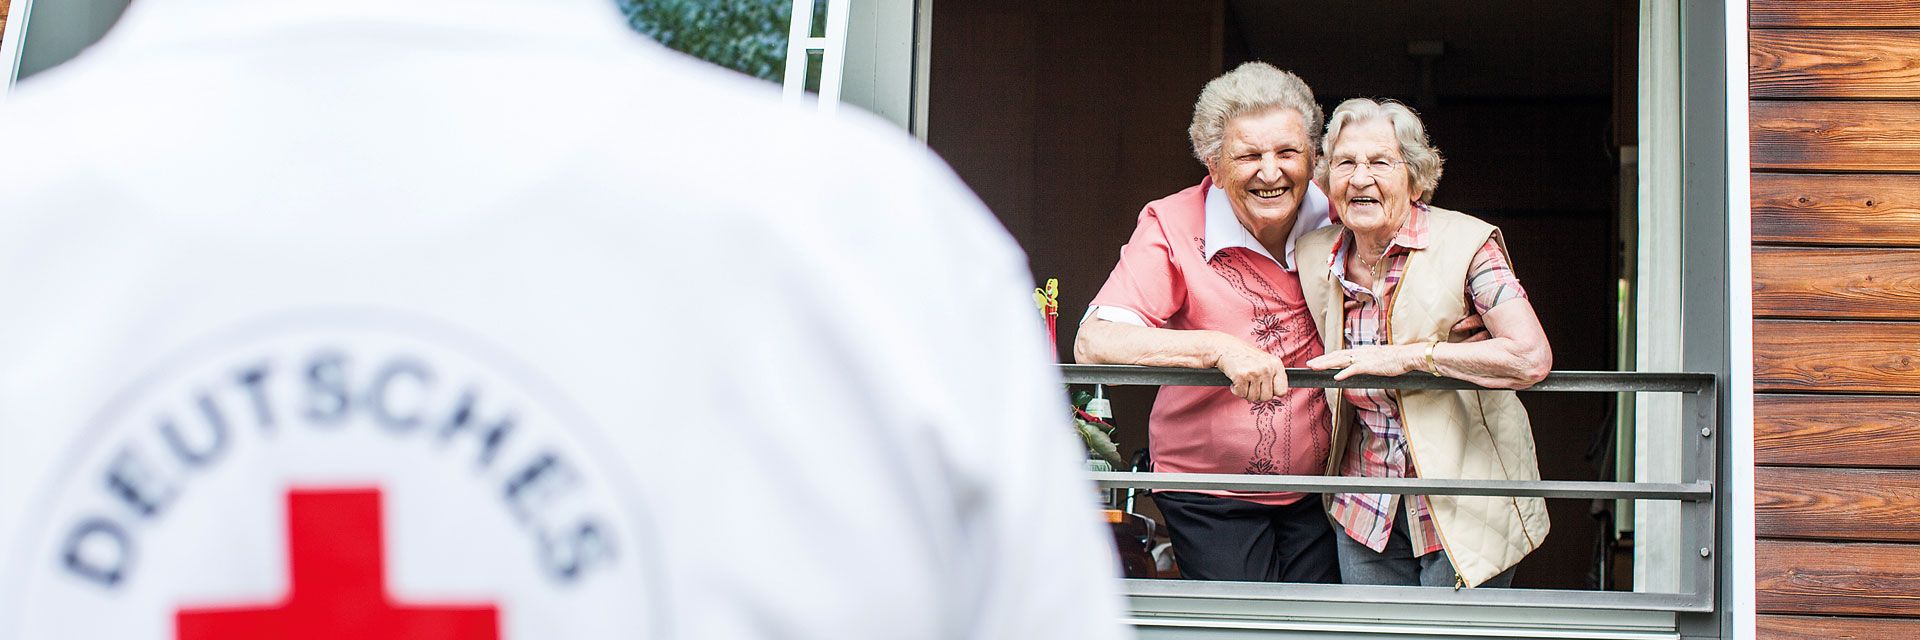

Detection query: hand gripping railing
xmin=1062 ymin=364 xmax=1720 ymax=615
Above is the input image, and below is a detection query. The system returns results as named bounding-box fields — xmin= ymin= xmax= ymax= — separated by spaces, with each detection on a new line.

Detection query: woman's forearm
xmin=1440 ymin=298 xmax=1553 ymax=389
xmin=1077 ymin=319 xmax=1294 ymax=402
xmin=1072 ymin=318 xmax=1228 ymax=369
xmin=1427 ymin=337 xmax=1551 ymax=390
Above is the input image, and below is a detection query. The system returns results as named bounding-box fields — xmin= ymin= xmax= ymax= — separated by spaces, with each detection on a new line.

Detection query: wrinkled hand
xmin=1307 ymin=345 xmax=1419 ymax=381
xmin=1450 ymin=314 xmax=1491 ymax=343
xmin=1215 ymin=340 xmax=1288 ymax=403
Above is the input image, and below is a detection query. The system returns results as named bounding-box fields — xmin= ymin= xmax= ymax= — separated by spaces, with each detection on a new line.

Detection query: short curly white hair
xmin=1316 ymin=98 xmax=1445 ymax=202
xmin=1188 ymin=62 xmax=1324 ymax=165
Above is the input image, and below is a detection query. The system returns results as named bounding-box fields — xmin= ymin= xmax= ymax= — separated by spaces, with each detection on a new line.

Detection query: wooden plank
xmin=1753 ymin=173 xmax=1920 ymax=247
xmin=1752 ymin=101 xmax=1920 ymax=172
xmin=1757 ymin=395 xmax=1920 ymax=468
xmin=1757 ymin=539 xmax=1920 ymax=617
xmin=1760 ymin=615 xmax=1920 ymax=640
xmin=1756 ymin=320 xmax=1920 ymax=393
xmin=1758 ymin=467 xmax=1920 ymax=542
xmin=1754 ymin=248 xmax=1920 ymax=319
xmin=1753 ymin=1 xmax=1920 ymax=28
xmin=1753 ymin=30 xmax=1920 ymax=98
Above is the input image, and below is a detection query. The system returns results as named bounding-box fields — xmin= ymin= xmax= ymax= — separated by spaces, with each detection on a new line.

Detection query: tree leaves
xmin=620 ymin=0 xmax=791 ymax=82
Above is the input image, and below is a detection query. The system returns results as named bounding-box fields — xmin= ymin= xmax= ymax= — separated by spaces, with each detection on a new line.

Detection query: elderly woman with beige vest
xmin=1295 ymin=98 xmax=1553 ymax=588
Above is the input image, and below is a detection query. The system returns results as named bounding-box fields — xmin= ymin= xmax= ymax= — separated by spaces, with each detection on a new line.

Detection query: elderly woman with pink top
xmin=1296 ymin=98 xmax=1553 ymax=588
xmin=1074 ymin=62 xmax=1342 ymax=583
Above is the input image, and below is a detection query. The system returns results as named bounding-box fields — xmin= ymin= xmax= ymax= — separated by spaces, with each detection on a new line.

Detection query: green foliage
xmin=1071 ymin=390 xmax=1124 ymax=468
xmin=1076 ymin=416 xmax=1125 ymax=469
xmin=621 ymin=0 xmax=792 ymax=82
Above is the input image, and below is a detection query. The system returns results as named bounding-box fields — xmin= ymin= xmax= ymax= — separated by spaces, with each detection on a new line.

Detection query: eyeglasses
xmin=1328 ymin=157 xmax=1407 ymax=177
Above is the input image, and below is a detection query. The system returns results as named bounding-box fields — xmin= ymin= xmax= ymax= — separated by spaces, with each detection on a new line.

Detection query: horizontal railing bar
xmin=1124 ymin=579 xmax=1711 ymax=613
xmin=1091 ymin=472 xmax=1712 ymax=501
xmin=1060 ymin=364 xmax=1714 ymax=393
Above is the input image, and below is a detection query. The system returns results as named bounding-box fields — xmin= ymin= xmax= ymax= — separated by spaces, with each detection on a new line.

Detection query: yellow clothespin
xmin=1033 ymin=278 xmax=1059 ymax=316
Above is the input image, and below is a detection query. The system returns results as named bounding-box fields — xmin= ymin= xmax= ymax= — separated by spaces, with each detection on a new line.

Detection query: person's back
xmin=0 ymin=0 xmax=1128 ymax=637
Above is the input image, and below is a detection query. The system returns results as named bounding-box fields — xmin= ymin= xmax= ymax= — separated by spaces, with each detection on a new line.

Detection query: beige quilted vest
xmin=1296 ymin=206 xmax=1550 ymax=588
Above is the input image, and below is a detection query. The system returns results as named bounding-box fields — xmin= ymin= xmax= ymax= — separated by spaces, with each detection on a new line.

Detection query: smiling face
xmin=1326 ymin=118 xmax=1416 ymax=240
xmin=1205 ymin=107 xmax=1315 ymax=244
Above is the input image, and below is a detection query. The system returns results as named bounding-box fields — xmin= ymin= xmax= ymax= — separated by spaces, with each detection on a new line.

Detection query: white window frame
xmin=0 ymin=0 xmax=34 ymax=99
xmin=1723 ymin=0 xmax=1756 ymax=636
xmin=789 ymin=0 xmax=922 ymax=134
xmin=783 ymin=0 xmax=851 ymax=113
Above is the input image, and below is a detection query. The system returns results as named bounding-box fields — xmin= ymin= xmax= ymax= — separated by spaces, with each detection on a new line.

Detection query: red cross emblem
xmin=175 ymin=488 xmax=501 ymax=640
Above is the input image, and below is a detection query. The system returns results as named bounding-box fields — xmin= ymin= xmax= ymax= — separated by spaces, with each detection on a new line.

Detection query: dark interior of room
xmin=930 ymin=0 xmax=1633 ymax=590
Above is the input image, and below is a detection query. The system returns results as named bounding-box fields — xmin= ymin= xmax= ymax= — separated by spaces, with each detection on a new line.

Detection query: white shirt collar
xmin=1203 ymin=181 xmax=1333 ymax=272
xmin=97 ymin=0 xmax=634 ymax=51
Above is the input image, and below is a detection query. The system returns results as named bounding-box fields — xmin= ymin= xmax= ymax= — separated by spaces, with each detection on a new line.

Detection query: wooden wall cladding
xmin=1758 ymin=467 xmax=1920 ymax=542
xmin=1752 ymin=174 xmax=1920 ymax=247
xmin=1757 ymin=395 xmax=1920 ymax=468
xmin=1753 ymin=247 xmax=1920 ymax=319
xmin=1753 ymin=0 xmax=1920 ymax=629
xmin=1753 ymin=2 xmax=1920 ymax=28
xmin=1757 ymin=539 xmax=1920 ymax=617
xmin=1759 ymin=614 xmax=1920 ymax=639
xmin=1755 ymin=320 xmax=1920 ymax=393
xmin=1752 ymin=101 xmax=1920 ymax=172
xmin=1752 ymin=30 xmax=1920 ymax=98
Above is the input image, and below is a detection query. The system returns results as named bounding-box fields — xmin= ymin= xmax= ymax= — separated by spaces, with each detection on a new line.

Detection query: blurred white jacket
xmin=0 ymin=0 xmax=1129 ymax=638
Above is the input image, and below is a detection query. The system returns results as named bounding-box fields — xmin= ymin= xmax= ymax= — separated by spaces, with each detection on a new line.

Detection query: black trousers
xmin=1152 ymin=491 xmax=1342 ymax=583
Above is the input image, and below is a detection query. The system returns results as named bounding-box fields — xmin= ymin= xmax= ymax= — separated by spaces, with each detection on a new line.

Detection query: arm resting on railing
xmin=1306 ymin=298 xmax=1552 ymax=390
xmin=1074 ymin=318 xmax=1287 ymax=402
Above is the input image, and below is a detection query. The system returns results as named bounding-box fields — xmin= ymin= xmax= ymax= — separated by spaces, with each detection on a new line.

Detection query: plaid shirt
xmin=1325 ymin=205 xmax=1527 ymax=556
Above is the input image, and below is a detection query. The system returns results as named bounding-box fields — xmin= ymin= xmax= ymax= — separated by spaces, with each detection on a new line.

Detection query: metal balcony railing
xmin=1061 ymin=365 xmax=1721 ymax=638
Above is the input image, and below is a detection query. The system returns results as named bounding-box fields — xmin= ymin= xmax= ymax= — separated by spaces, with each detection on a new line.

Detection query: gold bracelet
xmin=1424 ymin=339 xmax=1444 ymax=377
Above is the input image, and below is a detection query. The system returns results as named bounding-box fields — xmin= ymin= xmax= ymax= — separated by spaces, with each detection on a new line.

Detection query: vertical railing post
xmin=1679 ymin=378 xmax=1719 ymax=610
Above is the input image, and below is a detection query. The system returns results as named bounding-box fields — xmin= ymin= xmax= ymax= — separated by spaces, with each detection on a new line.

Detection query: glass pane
xmin=809 ymin=0 xmax=829 ymax=39
xmin=620 ymin=0 xmax=791 ymax=83
xmin=804 ymin=49 xmax=823 ymax=94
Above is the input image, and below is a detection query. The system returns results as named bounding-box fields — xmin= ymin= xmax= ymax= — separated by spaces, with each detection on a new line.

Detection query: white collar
xmin=97 ymin=0 xmax=634 ymax=51
xmin=1203 ymin=181 xmax=1332 ymax=272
